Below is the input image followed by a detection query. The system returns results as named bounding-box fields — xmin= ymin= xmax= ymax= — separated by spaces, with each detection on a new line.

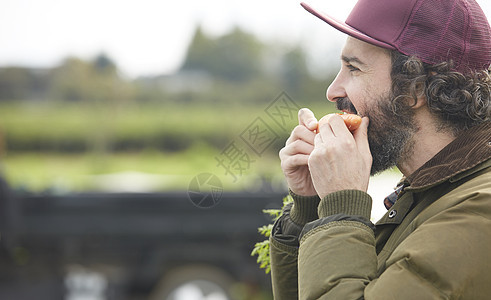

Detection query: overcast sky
xmin=1 ymin=0 xmax=489 ymax=78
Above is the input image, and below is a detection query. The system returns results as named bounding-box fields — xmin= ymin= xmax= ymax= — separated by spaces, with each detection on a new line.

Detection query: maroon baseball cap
xmin=301 ymin=0 xmax=491 ymax=73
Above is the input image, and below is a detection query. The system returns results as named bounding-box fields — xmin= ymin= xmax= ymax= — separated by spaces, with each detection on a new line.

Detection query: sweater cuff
xmin=289 ymin=189 xmax=320 ymax=226
xmin=317 ymin=190 xmax=372 ymax=220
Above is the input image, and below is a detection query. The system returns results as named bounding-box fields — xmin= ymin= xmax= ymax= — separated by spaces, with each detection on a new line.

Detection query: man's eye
xmin=346 ymin=64 xmax=359 ymax=72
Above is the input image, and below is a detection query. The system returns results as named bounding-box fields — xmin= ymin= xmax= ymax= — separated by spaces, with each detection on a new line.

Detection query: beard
xmin=337 ymin=94 xmax=417 ymax=175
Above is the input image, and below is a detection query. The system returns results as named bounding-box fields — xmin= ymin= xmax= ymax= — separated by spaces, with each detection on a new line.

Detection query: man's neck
xmin=397 ymin=109 xmax=455 ymax=177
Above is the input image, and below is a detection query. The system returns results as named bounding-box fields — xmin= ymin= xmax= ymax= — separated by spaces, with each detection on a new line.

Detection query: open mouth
xmin=336 ymin=98 xmax=358 ymax=115
xmin=341 ymin=108 xmax=358 ymax=115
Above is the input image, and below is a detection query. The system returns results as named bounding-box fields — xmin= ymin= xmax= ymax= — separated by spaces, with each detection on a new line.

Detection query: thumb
xmin=298 ymin=108 xmax=318 ymax=131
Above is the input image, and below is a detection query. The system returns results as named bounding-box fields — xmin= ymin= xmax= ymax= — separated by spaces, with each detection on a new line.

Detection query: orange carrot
xmin=316 ymin=113 xmax=362 ymax=132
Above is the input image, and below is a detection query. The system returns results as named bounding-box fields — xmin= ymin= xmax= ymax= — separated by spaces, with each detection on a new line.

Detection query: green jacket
xmin=270 ymin=121 xmax=491 ymax=299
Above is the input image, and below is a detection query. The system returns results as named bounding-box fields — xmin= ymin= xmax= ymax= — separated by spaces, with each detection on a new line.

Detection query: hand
xmin=279 ymin=108 xmax=318 ymax=196
xmin=308 ymin=114 xmax=372 ymax=199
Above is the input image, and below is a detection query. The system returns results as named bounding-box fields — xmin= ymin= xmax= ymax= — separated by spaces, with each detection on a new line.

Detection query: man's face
xmin=327 ymin=37 xmax=417 ymax=175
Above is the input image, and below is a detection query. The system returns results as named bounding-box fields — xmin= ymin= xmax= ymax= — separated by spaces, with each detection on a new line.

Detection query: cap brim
xmin=300 ymin=2 xmax=396 ymax=50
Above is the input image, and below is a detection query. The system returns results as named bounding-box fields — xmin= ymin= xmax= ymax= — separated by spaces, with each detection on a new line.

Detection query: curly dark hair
xmin=389 ymin=50 xmax=491 ymax=134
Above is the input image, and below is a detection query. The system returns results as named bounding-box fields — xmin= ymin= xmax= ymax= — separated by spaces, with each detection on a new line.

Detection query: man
xmin=270 ymin=0 xmax=491 ymax=298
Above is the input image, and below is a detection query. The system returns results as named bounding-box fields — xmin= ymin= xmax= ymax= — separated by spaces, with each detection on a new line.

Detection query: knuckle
xmin=287 ymin=142 xmax=297 ymax=153
xmin=279 ymin=147 xmax=286 ymax=157
xmin=291 ymin=155 xmax=303 ymax=166
xmin=281 ymin=156 xmax=293 ymax=168
xmin=340 ymin=138 xmax=356 ymax=150
xmin=290 ymin=140 xmax=304 ymax=151
xmin=290 ymin=126 xmax=310 ymax=140
xmin=309 ymin=149 xmax=321 ymax=161
xmin=322 ymin=148 xmax=334 ymax=159
xmin=293 ymin=125 xmax=305 ymax=134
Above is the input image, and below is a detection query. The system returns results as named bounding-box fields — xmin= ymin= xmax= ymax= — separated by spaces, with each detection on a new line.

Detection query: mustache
xmin=336 ymin=97 xmax=358 ymax=114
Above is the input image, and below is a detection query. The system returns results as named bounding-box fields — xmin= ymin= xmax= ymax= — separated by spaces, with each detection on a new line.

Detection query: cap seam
xmin=460 ymin=0 xmax=472 ymax=70
xmin=393 ymin=0 xmax=421 ymax=48
xmin=435 ymin=0 xmax=458 ymax=56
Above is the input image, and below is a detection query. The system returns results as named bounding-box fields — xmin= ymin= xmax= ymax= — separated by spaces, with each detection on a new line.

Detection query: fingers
xmin=280 ymin=139 xmax=315 ymax=170
xmin=316 ymin=114 xmax=371 ymax=162
xmin=280 ymin=109 xmax=318 ymax=172
xmin=298 ymin=108 xmax=318 ymax=131
xmin=285 ymin=124 xmax=316 ymax=146
xmin=281 ymin=139 xmax=315 ymax=157
xmin=314 ymin=131 xmax=323 ymax=147
xmin=281 ymin=128 xmax=316 ymax=170
xmin=280 ymin=153 xmax=310 ymax=169
xmin=317 ymin=114 xmax=351 ymax=141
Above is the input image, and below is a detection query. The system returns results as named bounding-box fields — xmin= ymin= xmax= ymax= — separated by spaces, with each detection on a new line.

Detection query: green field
xmin=0 ymin=101 xmax=335 ymax=192
xmin=1 ymin=149 xmax=284 ymax=193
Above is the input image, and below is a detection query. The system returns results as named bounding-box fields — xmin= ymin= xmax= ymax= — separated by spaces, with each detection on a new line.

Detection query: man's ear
xmin=409 ymin=79 xmax=427 ymax=109
xmin=412 ymin=95 xmax=427 ymax=109
xmin=411 ymin=71 xmax=436 ymax=109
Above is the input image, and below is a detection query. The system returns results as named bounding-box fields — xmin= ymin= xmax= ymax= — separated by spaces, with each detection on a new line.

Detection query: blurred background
xmin=0 ymin=0 xmax=489 ymax=299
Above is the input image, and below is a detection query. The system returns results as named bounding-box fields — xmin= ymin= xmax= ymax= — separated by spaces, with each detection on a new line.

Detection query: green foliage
xmin=251 ymin=195 xmax=293 ymax=274
xmin=250 ymin=239 xmax=271 ymax=273
xmin=50 ymin=55 xmax=134 ymax=103
xmin=93 ymin=53 xmax=117 ymax=74
xmin=182 ymin=26 xmax=263 ymax=82
xmin=279 ymin=47 xmax=310 ymax=91
xmin=0 ymin=67 xmax=51 ymax=100
xmin=0 ymin=102 xmax=281 ymax=153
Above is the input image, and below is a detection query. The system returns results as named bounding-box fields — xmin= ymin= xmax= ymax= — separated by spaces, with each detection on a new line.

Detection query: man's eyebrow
xmin=341 ymin=55 xmax=367 ymax=67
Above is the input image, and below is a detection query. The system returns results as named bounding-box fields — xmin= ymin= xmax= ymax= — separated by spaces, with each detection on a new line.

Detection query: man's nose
xmin=326 ymin=71 xmax=347 ymax=103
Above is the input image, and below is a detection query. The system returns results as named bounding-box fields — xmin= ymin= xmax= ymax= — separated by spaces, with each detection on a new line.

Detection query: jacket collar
xmin=403 ymin=121 xmax=491 ymax=191
xmin=377 ymin=121 xmax=490 ymax=226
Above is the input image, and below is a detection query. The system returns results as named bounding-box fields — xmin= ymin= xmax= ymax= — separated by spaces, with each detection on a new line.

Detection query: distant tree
xmin=0 ymin=67 xmax=31 ymax=100
xmin=50 ymin=57 xmax=94 ymax=101
xmin=93 ymin=53 xmax=117 ymax=75
xmin=181 ymin=26 xmax=263 ymax=82
xmin=280 ymin=47 xmax=310 ymax=92
xmin=50 ymin=54 xmax=134 ymax=103
xmin=0 ymin=67 xmax=50 ymax=101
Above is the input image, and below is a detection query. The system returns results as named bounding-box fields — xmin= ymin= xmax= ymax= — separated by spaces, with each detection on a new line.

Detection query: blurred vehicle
xmin=0 ymin=178 xmax=281 ymax=300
